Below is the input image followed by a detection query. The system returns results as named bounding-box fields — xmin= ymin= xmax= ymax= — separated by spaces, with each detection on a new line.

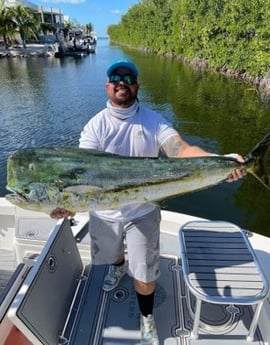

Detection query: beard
xmin=110 ymin=85 xmax=137 ymax=107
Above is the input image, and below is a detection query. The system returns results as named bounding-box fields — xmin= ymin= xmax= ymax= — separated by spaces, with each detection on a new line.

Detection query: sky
xmin=34 ymin=0 xmax=140 ymax=37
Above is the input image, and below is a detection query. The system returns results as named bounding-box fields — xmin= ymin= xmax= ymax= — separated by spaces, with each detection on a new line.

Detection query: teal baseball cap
xmin=107 ymin=57 xmax=138 ymax=77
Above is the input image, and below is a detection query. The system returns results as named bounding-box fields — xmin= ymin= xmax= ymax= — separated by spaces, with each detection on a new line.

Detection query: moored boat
xmin=0 ymin=197 xmax=269 ymax=344
xmin=55 ymin=30 xmax=97 ymax=58
xmin=54 ymin=41 xmax=96 ymax=58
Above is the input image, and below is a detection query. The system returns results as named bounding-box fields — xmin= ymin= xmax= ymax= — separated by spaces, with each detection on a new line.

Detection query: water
xmin=1 ymin=38 xmax=269 ymax=235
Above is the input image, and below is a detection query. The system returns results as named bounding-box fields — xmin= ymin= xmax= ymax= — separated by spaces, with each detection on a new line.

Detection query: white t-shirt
xmin=79 ymin=101 xmax=178 ymax=221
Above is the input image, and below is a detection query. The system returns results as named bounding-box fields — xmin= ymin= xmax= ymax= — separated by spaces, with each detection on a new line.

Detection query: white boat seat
xmin=179 ymin=220 xmax=270 ymax=341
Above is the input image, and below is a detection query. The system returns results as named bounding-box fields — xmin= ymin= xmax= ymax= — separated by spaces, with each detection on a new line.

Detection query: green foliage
xmin=9 ymin=5 xmax=39 ymax=47
xmin=0 ymin=4 xmax=39 ymax=48
xmin=0 ymin=1 xmax=17 ymax=48
xmin=108 ymin=0 xmax=270 ymax=78
xmin=85 ymin=22 xmax=94 ymax=35
xmin=40 ymin=22 xmax=56 ymax=35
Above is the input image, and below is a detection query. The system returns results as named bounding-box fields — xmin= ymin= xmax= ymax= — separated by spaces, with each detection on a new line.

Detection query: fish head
xmin=5 ymin=182 xmax=63 ymax=213
xmin=5 ymin=181 xmax=89 ymax=214
xmin=6 ymin=147 xmax=95 ymax=214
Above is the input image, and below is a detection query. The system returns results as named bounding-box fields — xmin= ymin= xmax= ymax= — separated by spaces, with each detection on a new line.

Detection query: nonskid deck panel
xmin=66 ymin=255 xmax=264 ymax=345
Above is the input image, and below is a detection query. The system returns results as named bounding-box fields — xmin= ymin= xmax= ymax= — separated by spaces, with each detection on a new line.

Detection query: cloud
xmin=41 ymin=0 xmax=85 ymax=4
xmin=111 ymin=9 xmax=122 ymax=15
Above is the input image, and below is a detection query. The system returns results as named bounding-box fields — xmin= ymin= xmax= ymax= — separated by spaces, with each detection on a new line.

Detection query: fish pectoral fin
xmin=65 ymin=185 xmax=103 ymax=194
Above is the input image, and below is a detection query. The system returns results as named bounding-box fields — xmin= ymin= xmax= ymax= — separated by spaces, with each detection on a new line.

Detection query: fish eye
xmin=22 ymin=187 xmax=30 ymax=194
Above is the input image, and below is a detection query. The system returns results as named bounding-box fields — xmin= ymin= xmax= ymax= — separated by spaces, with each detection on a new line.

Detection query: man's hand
xmin=50 ymin=207 xmax=76 ymax=219
xmin=226 ymin=154 xmax=247 ymax=182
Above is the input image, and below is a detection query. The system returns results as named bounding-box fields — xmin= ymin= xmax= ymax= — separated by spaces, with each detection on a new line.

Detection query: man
xmin=51 ymin=57 xmax=245 ymax=345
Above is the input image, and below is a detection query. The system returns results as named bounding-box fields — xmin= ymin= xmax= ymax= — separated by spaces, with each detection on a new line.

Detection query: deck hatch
xmin=8 ymin=219 xmax=84 ymax=345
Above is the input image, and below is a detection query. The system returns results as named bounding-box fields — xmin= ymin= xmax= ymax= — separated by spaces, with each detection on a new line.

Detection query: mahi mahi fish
xmin=5 ymin=133 xmax=270 ymax=214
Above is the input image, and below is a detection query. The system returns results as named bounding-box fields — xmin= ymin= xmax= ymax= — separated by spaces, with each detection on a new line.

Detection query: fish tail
xmin=244 ymin=132 xmax=270 ymax=191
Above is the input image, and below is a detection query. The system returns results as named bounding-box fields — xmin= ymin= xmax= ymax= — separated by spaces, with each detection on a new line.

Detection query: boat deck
xmin=7 ymin=229 xmax=268 ymax=345
xmin=65 ymin=255 xmax=264 ymax=345
xmin=1 ymin=212 xmax=269 ymax=345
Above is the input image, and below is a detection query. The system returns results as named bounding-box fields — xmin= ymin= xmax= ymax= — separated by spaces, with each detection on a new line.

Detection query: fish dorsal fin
xmin=65 ymin=185 xmax=103 ymax=194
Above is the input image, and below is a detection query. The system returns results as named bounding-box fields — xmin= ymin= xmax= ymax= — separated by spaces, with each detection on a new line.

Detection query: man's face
xmin=106 ymin=67 xmax=139 ymax=107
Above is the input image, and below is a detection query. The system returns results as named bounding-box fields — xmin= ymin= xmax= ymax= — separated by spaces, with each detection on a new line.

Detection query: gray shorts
xmin=89 ymin=206 xmax=161 ymax=283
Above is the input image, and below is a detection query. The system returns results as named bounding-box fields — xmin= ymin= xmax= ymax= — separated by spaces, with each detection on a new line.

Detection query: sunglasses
xmin=108 ymin=74 xmax=137 ymax=85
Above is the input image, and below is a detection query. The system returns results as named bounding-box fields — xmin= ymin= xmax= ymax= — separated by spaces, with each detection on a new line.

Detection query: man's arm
xmin=160 ymin=134 xmax=246 ymax=182
xmin=161 ymin=134 xmax=211 ymax=158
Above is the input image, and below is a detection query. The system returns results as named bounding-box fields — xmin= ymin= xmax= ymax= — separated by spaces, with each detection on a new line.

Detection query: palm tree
xmin=85 ymin=22 xmax=94 ymax=35
xmin=0 ymin=1 xmax=17 ymax=48
xmin=9 ymin=5 xmax=39 ymax=48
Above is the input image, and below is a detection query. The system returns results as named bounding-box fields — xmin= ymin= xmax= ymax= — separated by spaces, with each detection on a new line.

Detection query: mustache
xmin=116 ymin=84 xmax=130 ymax=90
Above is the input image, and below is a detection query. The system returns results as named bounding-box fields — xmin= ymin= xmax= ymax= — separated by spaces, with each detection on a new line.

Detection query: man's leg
xmin=89 ymin=213 xmax=127 ymax=291
xmin=126 ymin=207 xmax=161 ymax=345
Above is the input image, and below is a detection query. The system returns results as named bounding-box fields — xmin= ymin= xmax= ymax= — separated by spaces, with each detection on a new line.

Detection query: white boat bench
xmin=179 ymin=220 xmax=269 ymax=341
